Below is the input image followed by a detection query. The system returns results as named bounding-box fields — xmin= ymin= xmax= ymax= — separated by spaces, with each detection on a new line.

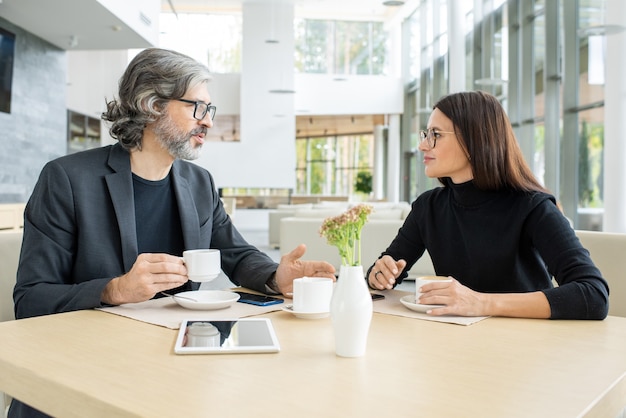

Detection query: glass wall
xmin=294 ymin=19 xmax=388 ymax=75
xmin=575 ymin=0 xmax=606 ymax=210
xmin=402 ymin=0 xmax=608 ymax=229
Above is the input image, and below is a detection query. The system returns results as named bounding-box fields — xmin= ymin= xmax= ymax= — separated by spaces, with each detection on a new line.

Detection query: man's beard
xmin=153 ymin=114 xmax=206 ymax=160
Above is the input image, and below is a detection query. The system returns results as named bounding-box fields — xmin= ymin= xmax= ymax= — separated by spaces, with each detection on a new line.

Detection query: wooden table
xmin=0 ymin=310 xmax=625 ymax=417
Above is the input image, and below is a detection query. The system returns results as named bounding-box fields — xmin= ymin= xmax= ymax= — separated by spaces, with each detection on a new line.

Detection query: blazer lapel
xmin=171 ymin=162 xmax=200 ymax=250
xmin=105 ymin=145 xmax=138 ymax=272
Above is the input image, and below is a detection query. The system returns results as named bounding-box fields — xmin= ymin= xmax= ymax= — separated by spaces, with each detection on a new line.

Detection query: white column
xmin=373 ymin=124 xmax=386 ymax=200
xmin=239 ymin=0 xmax=296 ymax=188
xmin=603 ymin=0 xmax=626 ymax=232
xmin=448 ymin=0 xmax=466 ymax=93
xmin=386 ymin=115 xmax=402 ymax=203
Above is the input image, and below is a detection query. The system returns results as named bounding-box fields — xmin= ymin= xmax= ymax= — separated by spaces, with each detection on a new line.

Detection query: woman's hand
xmin=417 ymin=278 xmax=488 ymax=317
xmin=368 ymin=255 xmax=407 ymax=290
xmin=421 ymin=278 xmax=551 ymax=318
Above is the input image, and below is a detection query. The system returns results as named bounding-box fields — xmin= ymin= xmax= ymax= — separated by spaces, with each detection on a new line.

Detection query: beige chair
xmin=0 ymin=203 xmax=25 ymax=230
xmin=575 ymin=230 xmax=626 ymax=318
xmin=0 ymin=230 xmax=22 ymax=415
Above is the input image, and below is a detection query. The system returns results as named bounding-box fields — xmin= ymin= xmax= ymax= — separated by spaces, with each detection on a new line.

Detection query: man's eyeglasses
xmin=177 ymin=99 xmax=217 ymax=121
xmin=419 ymin=128 xmax=456 ymax=149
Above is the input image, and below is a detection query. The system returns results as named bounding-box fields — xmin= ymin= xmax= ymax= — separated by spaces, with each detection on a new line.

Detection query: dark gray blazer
xmin=14 ymin=144 xmax=277 ymax=319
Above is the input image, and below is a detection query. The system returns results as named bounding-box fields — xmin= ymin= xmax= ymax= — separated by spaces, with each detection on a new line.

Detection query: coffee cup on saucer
xmin=182 ymin=249 xmax=221 ymax=282
xmin=292 ymin=277 xmax=334 ymax=314
xmin=415 ymin=275 xmax=453 ymax=304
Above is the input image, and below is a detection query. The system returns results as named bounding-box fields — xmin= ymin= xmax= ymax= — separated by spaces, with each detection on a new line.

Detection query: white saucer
xmin=399 ymin=295 xmax=443 ymax=313
xmin=172 ymin=290 xmax=240 ymax=310
xmin=282 ymin=304 xmax=329 ymax=319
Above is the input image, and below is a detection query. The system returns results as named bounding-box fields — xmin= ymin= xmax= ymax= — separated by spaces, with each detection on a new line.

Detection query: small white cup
xmin=182 ymin=249 xmax=221 ymax=282
xmin=415 ymin=275 xmax=453 ymax=303
xmin=292 ymin=277 xmax=334 ymax=313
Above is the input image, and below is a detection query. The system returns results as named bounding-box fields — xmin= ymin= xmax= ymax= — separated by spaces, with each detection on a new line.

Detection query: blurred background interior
xmin=1 ymin=0 xmax=625 ymax=238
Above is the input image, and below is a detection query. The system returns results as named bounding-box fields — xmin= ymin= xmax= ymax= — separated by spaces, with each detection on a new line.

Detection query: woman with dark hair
xmin=367 ymin=90 xmax=608 ymax=320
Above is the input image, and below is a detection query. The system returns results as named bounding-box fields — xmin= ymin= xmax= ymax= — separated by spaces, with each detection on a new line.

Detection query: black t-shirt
xmin=133 ymin=172 xmax=184 ymax=255
xmin=133 ymin=172 xmax=191 ymax=294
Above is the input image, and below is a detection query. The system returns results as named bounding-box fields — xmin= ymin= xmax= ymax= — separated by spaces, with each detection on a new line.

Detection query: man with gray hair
xmin=10 ymin=48 xmax=335 ymax=417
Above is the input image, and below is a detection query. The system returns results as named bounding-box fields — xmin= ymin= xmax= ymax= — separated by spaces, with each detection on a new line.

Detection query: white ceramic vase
xmin=330 ymin=265 xmax=373 ymax=357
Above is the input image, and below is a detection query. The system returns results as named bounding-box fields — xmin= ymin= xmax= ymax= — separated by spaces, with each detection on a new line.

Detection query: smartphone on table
xmin=234 ymin=291 xmax=284 ymax=306
xmin=371 ymin=293 xmax=385 ymax=301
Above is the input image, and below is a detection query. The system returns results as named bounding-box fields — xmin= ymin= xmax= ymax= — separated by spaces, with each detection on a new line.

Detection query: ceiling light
xmin=382 ymin=0 xmax=405 ymax=6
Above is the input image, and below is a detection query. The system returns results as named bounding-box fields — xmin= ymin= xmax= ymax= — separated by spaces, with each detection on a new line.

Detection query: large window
xmin=294 ymin=19 xmax=388 ymax=75
xmin=159 ymin=12 xmax=242 ymax=73
xmin=295 ymin=135 xmax=374 ymax=197
xmin=576 ymin=0 xmax=606 ymax=209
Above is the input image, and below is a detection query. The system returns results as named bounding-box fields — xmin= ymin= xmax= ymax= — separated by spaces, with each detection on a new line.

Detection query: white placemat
xmin=372 ymin=289 xmax=489 ymax=326
xmin=97 ymin=295 xmax=283 ymax=329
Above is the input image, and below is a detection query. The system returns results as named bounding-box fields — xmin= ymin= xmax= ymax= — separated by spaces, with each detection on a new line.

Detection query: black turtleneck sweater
xmin=374 ymin=179 xmax=609 ymax=320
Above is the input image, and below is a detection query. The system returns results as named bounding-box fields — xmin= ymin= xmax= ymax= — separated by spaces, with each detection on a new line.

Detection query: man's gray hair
xmin=102 ymin=48 xmax=212 ymax=150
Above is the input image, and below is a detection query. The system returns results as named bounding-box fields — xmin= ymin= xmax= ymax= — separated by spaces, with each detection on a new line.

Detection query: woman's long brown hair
xmin=433 ymin=90 xmax=548 ymax=193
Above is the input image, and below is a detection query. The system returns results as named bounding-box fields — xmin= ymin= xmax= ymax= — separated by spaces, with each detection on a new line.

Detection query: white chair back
xmin=575 ymin=230 xmax=626 ymax=318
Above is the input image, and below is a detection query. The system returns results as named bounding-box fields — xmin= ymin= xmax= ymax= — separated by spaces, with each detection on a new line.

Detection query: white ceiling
xmin=0 ymin=0 xmax=408 ymax=51
xmin=165 ymin=0 xmax=406 ymax=21
xmin=0 ymin=0 xmax=157 ymax=50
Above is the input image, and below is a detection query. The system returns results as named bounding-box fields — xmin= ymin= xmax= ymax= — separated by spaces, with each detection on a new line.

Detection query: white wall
xmin=194 ymin=2 xmax=297 ymax=189
xmin=66 ymin=50 xmax=130 ymax=145
xmin=206 ymin=73 xmax=240 ymax=114
xmin=294 ymin=74 xmax=403 ymax=115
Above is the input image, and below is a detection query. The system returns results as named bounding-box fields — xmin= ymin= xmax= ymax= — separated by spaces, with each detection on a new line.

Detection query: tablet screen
xmin=174 ymin=318 xmax=280 ymax=354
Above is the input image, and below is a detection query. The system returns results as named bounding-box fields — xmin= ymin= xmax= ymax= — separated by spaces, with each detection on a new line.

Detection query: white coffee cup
xmin=415 ymin=275 xmax=453 ymax=303
xmin=292 ymin=277 xmax=334 ymax=313
xmin=182 ymin=249 xmax=221 ymax=282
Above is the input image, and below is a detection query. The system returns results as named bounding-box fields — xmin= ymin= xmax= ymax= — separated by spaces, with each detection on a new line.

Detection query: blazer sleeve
xmin=14 ymin=161 xmax=113 ymax=319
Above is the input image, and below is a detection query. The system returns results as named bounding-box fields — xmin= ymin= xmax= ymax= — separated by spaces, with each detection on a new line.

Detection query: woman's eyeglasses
xmin=419 ymin=128 xmax=455 ymax=149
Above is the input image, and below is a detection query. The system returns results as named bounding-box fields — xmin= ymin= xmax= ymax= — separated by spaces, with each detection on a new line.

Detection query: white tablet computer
xmin=174 ymin=318 xmax=280 ymax=355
